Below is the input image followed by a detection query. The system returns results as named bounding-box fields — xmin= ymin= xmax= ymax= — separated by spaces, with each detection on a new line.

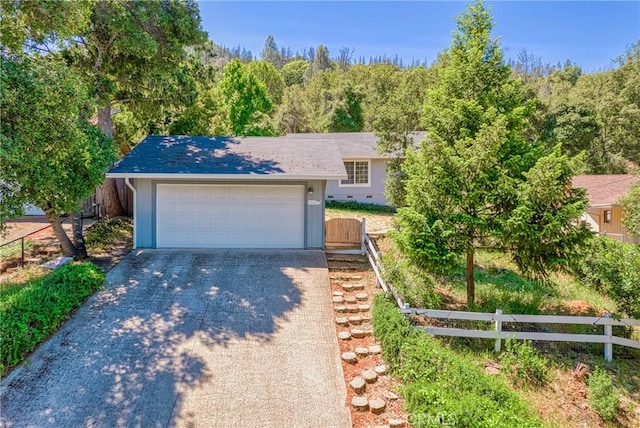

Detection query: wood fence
xmin=83 ymin=179 xmax=133 ymax=217
xmin=325 ymin=218 xmax=365 ymax=254
xmin=363 ymin=233 xmax=640 ymax=362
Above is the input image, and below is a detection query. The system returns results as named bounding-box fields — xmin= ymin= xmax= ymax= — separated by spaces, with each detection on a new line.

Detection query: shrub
xmin=380 ymin=252 xmax=441 ymax=309
xmin=588 ymin=366 xmax=619 ymax=421
xmin=500 ymin=339 xmax=549 ymax=387
xmin=84 ymin=217 xmax=132 ymax=251
xmin=372 ymin=294 xmax=542 ymax=427
xmin=0 ymin=262 xmax=105 ymax=375
xmin=574 ymin=236 xmax=640 ymax=318
xmin=325 ymin=200 xmax=396 ymax=213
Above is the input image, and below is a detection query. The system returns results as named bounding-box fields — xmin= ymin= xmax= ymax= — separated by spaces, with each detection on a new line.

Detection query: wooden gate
xmin=325 ymin=218 xmax=365 ymax=253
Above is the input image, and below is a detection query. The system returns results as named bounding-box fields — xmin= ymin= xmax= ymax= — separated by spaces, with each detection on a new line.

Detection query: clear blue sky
xmin=198 ymin=1 xmax=640 ymax=72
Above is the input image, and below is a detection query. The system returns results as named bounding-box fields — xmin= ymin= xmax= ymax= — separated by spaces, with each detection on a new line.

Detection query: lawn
xmin=325 ymin=200 xmax=395 ymax=233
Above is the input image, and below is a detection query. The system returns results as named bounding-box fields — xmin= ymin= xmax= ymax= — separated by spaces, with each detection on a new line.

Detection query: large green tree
xmin=216 ymin=59 xmax=274 ymax=136
xmin=621 ymin=179 xmax=640 ymax=237
xmin=0 ymin=57 xmax=116 ymax=258
xmin=394 ymin=1 xmax=589 ymax=304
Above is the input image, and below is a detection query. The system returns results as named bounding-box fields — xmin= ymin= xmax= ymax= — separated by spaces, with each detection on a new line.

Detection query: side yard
xmin=0 ymin=217 xmax=132 ymax=376
xmin=326 ymin=201 xmax=640 ymax=427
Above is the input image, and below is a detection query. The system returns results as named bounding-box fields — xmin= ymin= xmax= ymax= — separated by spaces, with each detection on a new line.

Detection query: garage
xmin=156 ymin=183 xmax=305 ymax=248
xmin=107 ymin=135 xmax=346 ymax=249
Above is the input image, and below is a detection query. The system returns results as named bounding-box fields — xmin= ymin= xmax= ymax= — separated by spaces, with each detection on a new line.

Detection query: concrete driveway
xmin=1 ymin=250 xmax=351 ymax=428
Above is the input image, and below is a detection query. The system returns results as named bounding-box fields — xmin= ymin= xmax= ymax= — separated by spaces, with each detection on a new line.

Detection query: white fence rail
xmin=363 ymin=233 xmax=640 ymax=362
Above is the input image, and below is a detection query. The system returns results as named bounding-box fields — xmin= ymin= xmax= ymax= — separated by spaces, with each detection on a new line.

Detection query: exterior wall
xmin=325 ymin=159 xmax=388 ymax=205
xmin=585 ymin=206 xmax=639 ymax=244
xmin=132 ymin=178 xmax=325 ymax=249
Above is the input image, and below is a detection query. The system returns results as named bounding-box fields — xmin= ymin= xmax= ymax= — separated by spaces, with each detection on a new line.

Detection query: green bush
xmin=372 ymin=294 xmax=542 ymax=427
xmin=588 ymin=366 xmax=619 ymax=421
xmin=574 ymin=236 xmax=640 ymax=318
xmin=0 ymin=263 xmax=105 ymax=375
xmin=381 ymin=252 xmax=441 ymax=309
xmin=325 ymin=200 xmax=396 ymax=213
xmin=84 ymin=217 xmax=132 ymax=251
xmin=500 ymin=339 xmax=549 ymax=387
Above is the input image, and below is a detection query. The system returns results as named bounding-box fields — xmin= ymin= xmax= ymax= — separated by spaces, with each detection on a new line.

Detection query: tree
xmin=0 ymin=57 xmax=116 ymax=258
xmin=275 ymin=85 xmax=310 ymax=134
xmin=372 ymin=66 xmax=435 ymax=206
xmin=621 ymin=179 xmax=640 ymax=237
xmin=281 ymin=59 xmax=309 ymax=86
xmin=245 ymin=60 xmax=285 ymax=105
xmin=394 ymin=1 xmax=589 ymax=305
xmin=305 ymin=45 xmax=333 ymax=81
xmin=216 ymin=59 xmax=274 ymax=136
xmin=335 ymin=47 xmax=354 ymax=70
xmin=3 ymin=0 xmax=207 ymax=217
xmin=261 ymin=35 xmax=283 ymax=69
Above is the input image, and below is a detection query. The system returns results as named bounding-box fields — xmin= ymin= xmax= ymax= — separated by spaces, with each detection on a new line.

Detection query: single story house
xmin=572 ymin=174 xmax=640 ymax=244
xmin=286 ymin=132 xmax=427 ymax=205
xmin=107 ymin=135 xmax=346 ymax=249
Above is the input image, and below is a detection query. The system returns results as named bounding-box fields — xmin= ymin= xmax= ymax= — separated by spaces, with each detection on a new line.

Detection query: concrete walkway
xmin=1 ymin=250 xmax=351 ymax=428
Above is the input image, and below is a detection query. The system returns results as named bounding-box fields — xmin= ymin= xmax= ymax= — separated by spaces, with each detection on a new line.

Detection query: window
xmin=604 ymin=210 xmax=611 ymax=224
xmin=340 ymin=161 xmax=370 ymax=187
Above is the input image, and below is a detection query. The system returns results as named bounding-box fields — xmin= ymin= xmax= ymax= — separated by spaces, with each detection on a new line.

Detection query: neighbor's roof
xmin=285 ymin=131 xmax=428 ymax=159
xmin=107 ymin=135 xmax=347 ymax=180
xmin=572 ymin=174 xmax=640 ymax=207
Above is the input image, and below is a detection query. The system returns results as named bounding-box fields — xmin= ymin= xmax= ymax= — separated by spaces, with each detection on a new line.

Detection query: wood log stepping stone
xmin=344 ymin=295 xmax=357 ymax=304
xmin=351 ymin=329 xmax=366 ymax=338
xmin=368 ymin=344 xmax=381 ymax=354
xmin=334 ymin=305 xmax=347 ymax=313
xmin=362 ymin=369 xmax=378 ymax=383
xmin=348 ymin=316 xmax=362 ymax=325
xmin=342 ymin=352 xmax=357 ymax=363
xmin=338 ymin=331 xmax=352 ymax=340
xmin=389 ymin=418 xmax=405 ymax=427
xmin=332 ymin=296 xmax=345 ymax=304
xmin=351 ymin=396 xmax=369 ymax=411
xmin=355 ymin=347 xmax=369 ymax=357
xmin=330 ymin=274 xmax=363 ymax=280
xmin=358 ymin=304 xmax=371 ymax=312
xmin=335 ymin=317 xmax=349 ymax=326
xmin=355 ymin=292 xmax=368 ymax=301
xmin=346 ymin=304 xmax=359 ymax=313
xmin=362 ymin=328 xmax=373 ymax=337
xmin=383 ymin=391 xmax=399 ymax=401
xmin=352 ymin=283 xmax=365 ymax=290
xmin=374 ymin=365 xmax=387 ymax=375
xmin=349 ymin=376 xmax=366 ymax=393
xmin=361 ymin=313 xmax=372 ymax=322
xmin=332 ymin=291 xmax=344 ymax=296
xmin=369 ymin=398 xmax=386 ymax=415
xmin=341 ymin=284 xmax=354 ymax=292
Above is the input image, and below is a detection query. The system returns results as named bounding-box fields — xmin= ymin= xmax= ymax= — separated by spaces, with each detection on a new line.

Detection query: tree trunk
xmin=45 ymin=211 xmax=77 ymax=258
xmin=466 ymin=246 xmax=475 ymax=306
xmin=97 ymin=104 xmax=126 ymax=217
xmin=71 ymin=212 xmax=88 ymax=260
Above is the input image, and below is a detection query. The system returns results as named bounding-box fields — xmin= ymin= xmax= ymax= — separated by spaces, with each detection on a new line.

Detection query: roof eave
xmin=106 ymin=172 xmax=348 ymax=180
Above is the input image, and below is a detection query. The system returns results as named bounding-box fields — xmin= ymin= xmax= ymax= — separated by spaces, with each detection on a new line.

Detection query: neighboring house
xmin=573 ymin=174 xmax=640 ymax=244
xmin=107 ymin=135 xmax=346 ymax=249
xmin=286 ymin=132 xmax=427 ymax=205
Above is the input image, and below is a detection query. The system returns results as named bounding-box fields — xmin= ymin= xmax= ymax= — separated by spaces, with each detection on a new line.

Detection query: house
xmin=106 ymin=135 xmax=346 ymax=249
xmin=286 ymin=132 xmax=427 ymax=205
xmin=573 ymin=174 xmax=640 ymax=244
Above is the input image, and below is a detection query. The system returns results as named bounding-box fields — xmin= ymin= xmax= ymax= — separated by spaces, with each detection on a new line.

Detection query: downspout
xmin=124 ymin=177 xmax=137 ymax=249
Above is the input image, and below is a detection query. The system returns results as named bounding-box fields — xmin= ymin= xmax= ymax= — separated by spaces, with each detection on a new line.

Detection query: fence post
xmin=494 ymin=309 xmax=503 ymax=353
xmin=604 ymin=313 xmax=613 ymax=362
xmin=20 ymin=237 xmax=24 ymax=268
xmin=361 ymin=218 xmax=366 ymax=255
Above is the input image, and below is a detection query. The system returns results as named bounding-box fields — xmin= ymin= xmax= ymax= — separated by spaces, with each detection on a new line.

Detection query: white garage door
xmin=156 ymin=184 xmax=305 ymax=248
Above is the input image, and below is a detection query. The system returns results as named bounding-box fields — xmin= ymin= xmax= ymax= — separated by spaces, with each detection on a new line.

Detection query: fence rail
xmin=363 ymin=233 xmax=640 ymax=362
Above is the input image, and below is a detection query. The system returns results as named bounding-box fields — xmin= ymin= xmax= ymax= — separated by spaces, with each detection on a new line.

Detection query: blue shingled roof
xmin=107 ymin=135 xmax=346 ymax=179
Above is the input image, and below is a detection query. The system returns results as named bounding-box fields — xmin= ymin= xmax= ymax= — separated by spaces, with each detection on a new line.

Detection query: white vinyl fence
xmin=363 ymin=234 xmax=640 ymax=362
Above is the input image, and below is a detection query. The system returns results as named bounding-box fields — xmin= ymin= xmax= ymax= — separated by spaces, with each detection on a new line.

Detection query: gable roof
xmin=572 ymin=174 xmax=640 ymax=207
xmin=107 ymin=135 xmax=346 ymax=180
xmin=285 ymin=131 xmax=428 ymax=159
